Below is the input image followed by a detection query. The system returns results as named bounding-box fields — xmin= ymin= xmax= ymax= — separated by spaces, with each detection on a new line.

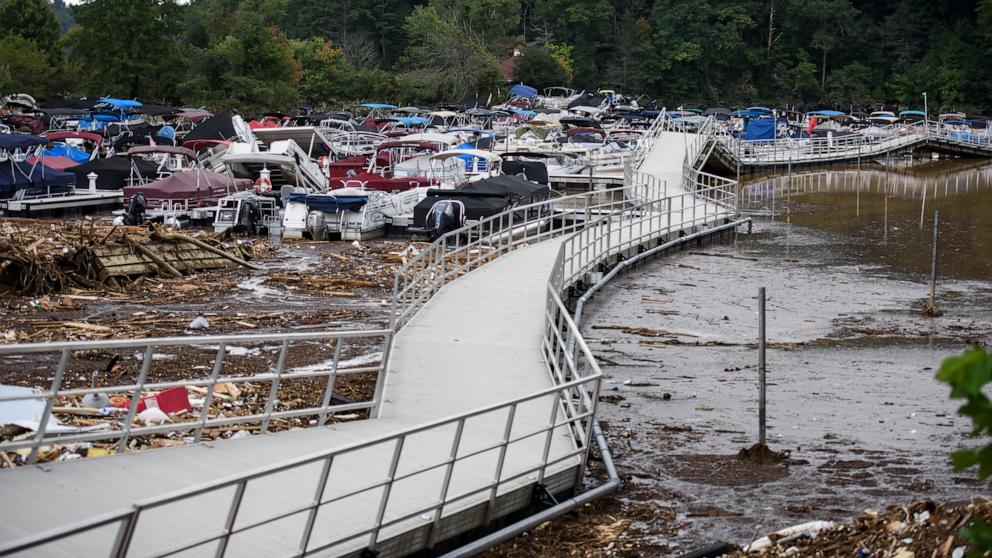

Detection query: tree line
xmin=1 ymin=0 xmax=990 ymax=114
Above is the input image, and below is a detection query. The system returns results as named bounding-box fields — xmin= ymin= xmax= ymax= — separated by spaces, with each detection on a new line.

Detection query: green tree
xmin=512 ymin=47 xmax=570 ymax=89
xmin=937 ymin=347 xmax=992 ymax=557
xmin=429 ymin=0 xmax=520 ymax=54
xmin=0 ymin=34 xmax=56 ymax=95
xmin=290 ymin=37 xmax=350 ymax=106
xmin=0 ymin=0 xmax=61 ymax=63
xmin=783 ymin=0 xmax=859 ymax=90
xmin=64 ymin=0 xmax=186 ymax=101
xmin=180 ymin=2 xmax=299 ymax=113
xmin=399 ymin=5 xmax=502 ymax=103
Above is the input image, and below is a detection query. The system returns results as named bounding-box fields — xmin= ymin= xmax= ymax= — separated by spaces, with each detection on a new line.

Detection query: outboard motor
xmin=122 ymin=192 xmax=146 ymax=225
xmin=427 ymin=200 xmax=465 ymax=240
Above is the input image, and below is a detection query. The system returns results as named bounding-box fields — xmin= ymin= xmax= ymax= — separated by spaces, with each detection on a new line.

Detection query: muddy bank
xmin=487 ymin=167 xmax=991 ymax=556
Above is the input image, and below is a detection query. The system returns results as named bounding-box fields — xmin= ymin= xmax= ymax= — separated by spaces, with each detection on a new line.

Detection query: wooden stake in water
xmin=758 ymin=287 xmax=767 ymax=446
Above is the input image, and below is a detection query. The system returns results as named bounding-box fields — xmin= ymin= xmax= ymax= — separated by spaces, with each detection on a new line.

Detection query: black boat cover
xmin=181 ymin=111 xmax=239 ymax=144
xmin=501 ymin=160 xmax=549 ymax=185
xmin=68 ymin=156 xmax=161 ymax=190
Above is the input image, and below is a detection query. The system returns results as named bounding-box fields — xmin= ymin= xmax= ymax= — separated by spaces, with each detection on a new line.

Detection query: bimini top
xmin=509 ymin=84 xmax=538 ymax=99
xmin=358 ymin=103 xmax=398 ymax=110
xmin=899 ymin=110 xmax=927 ymax=117
xmin=806 ymin=110 xmax=846 ymax=117
xmin=732 ymin=109 xmax=768 ymax=119
xmin=97 ymin=98 xmax=143 ymax=110
xmin=386 ymin=116 xmax=429 ymax=127
xmin=747 ymin=106 xmax=774 ymax=114
xmin=0 ymin=134 xmax=45 ymax=151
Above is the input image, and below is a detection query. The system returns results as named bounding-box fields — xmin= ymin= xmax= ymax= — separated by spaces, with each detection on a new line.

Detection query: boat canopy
xmin=732 ymin=109 xmax=767 ymax=119
xmin=69 ymin=156 xmax=160 ymax=190
xmin=509 ymin=84 xmax=538 ymax=99
xmin=357 ymin=103 xmax=398 ymax=110
xmin=286 ymin=192 xmax=368 ymax=213
xmin=0 ymin=134 xmax=46 ymax=151
xmin=899 ymin=110 xmax=927 ymax=117
xmin=46 ymin=131 xmax=103 ymax=144
xmin=0 ymin=160 xmax=76 ymax=199
xmin=386 ymin=116 xmax=428 ymax=127
xmin=806 ymin=110 xmax=846 ymax=117
xmin=97 ymin=98 xmax=143 ymax=109
xmin=181 ymin=111 xmax=240 ymax=145
xmin=747 ymin=106 xmax=774 ymax=114
xmin=430 ymin=149 xmax=501 ymax=163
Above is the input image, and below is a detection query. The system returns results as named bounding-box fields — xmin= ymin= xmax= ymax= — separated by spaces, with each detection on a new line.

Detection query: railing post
xmin=117 ymin=344 xmax=156 ymax=454
xmin=27 ymin=348 xmax=70 ymax=464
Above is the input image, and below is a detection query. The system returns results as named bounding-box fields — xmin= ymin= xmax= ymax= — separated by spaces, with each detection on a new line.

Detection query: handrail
xmin=0 ymin=111 xmax=743 ymax=558
xmin=0 ymin=329 xmax=393 ymax=463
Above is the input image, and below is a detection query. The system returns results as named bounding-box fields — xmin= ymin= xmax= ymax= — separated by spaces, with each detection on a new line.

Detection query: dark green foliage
xmin=513 ymin=47 xmax=569 ymax=89
xmin=64 ymin=0 xmax=186 ymax=102
xmin=936 ymin=347 xmax=992 ymax=557
xmin=3 ymin=0 xmax=991 ymax=112
xmin=0 ymin=0 xmax=61 ymax=62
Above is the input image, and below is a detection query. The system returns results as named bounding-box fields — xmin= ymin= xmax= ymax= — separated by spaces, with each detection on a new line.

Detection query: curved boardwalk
xmin=0 ymin=131 xmax=733 ymax=558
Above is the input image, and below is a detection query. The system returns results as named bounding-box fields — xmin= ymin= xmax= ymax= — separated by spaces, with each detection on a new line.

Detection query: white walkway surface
xmin=0 ymin=127 xmax=732 ymax=557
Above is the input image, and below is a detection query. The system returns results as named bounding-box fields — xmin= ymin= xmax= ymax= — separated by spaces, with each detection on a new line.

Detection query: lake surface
xmin=578 ymin=159 xmax=992 ymax=553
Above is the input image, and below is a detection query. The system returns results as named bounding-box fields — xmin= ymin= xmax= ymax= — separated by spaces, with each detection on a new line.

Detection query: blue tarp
xmin=743 ymin=118 xmax=780 ymax=141
xmin=0 ymin=160 xmax=76 ymax=199
xmin=286 ymin=192 xmax=367 ymax=213
xmin=0 ymin=134 xmax=46 ymax=151
xmin=44 ymin=143 xmax=90 ymax=163
xmin=509 ymin=84 xmax=538 ymax=99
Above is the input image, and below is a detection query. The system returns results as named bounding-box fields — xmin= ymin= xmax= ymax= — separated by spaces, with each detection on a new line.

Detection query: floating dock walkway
xmin=0 ymin=114 xmax=742 ymax=557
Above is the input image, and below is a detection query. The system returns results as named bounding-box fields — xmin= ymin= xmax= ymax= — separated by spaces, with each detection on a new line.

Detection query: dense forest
xmin=1 ymin=0 xmax=990 ymax=114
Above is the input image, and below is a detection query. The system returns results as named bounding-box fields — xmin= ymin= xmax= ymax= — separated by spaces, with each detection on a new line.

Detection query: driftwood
xmin=151 ymin=230 xmax=263 ymax=271
xmin=125 ymin=237 xmax=183 ymax=278
xmin=0 ymin=219 xmax=261 ymax=295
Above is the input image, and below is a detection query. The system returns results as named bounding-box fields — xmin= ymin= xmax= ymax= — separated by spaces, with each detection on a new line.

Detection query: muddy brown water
xmin=580 ymin=160 xmax=992 ymax=554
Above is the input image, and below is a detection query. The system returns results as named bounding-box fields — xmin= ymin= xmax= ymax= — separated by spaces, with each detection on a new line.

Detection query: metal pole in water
xmin=920 ymin=182 xmax=927 ymax=228
xmin=884 ymin=194 xmax=889 ymax=243
xmin=758 ymin=287 xmax=767 ymax=446
xmin=929 ymin=210 xmax=940 ymax=313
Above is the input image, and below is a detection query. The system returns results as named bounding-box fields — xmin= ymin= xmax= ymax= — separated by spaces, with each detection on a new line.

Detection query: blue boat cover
xmin=0 ymin=160 xmax=76 ymax=199
xmin=286 ymin=192 xmax=368 ymax=213
xmin=743 ymin=118 xmax=779 ymax=141
xmin=0 ymin=134 xmax=46 ymax=151
xmin=358 ymin=103 xmax=398 ymax=110
xmin=44 ymin=143 xmax=90 ymax=163
xmin=509 ymin=84 xmax=538 ymax=99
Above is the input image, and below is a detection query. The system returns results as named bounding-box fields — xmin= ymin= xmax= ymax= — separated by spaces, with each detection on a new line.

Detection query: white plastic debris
xmin=188 ymin=316 xmax=210 ymax=330
xmin=744 ymin=521 xmax=835 ymax=552
xmin=138 ymin=407 xmax=172 ymax=426
xmin=229 ymin=430 xmax=250 ymax=440
xmin=952 ymin=547 xmax=966 ymax=558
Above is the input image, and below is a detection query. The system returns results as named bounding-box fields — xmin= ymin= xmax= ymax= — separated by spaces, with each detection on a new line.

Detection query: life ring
xmin=254 ymin=175 xmax=272 ymax=193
